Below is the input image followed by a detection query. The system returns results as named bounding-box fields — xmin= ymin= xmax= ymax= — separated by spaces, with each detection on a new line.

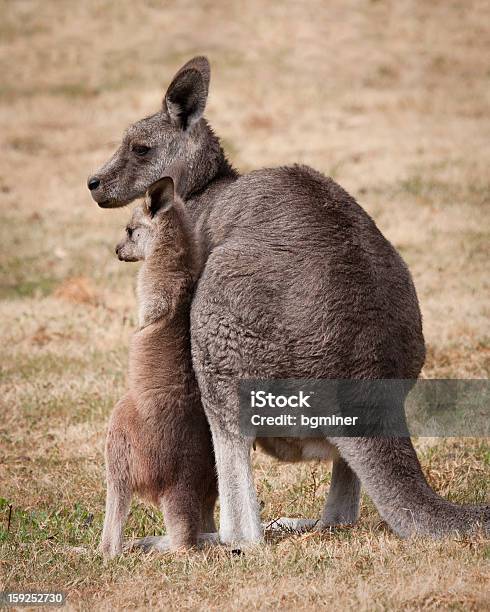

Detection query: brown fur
xmin=100 ymin=177 xmax=217 ymax=559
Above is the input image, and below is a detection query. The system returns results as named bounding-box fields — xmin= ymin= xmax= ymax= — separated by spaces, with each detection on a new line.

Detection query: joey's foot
xmin=127 ymin=532 xmax=220 ymax=554
xmin=126 ymin=535 xmax=172 ymax=553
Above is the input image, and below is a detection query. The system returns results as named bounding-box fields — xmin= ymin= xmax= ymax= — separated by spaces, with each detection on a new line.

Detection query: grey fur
xmin=320 ymin=456 xmax=361 ymax=527
xmin=90 ymin=57 xmax=489 ymax=546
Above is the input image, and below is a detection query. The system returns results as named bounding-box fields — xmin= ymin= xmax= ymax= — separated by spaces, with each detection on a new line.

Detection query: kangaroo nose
xmin=88 ymin=176 xmax=100 ymax=191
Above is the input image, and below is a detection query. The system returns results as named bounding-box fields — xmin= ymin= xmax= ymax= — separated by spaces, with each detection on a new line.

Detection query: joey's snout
xmin=115 ymin=238 xmax=141 ymax=263
xmin=115 ymin=240 xmax=128 ymax=261
xmin=115 ymin=240 xmax=131 ymax=261
xmin=115 ymin=244 xmax=133 ymax=262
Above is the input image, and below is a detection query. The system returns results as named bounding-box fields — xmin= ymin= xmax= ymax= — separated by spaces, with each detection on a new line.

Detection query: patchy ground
xmin=0 ymin=1 xmax=489 ymax=610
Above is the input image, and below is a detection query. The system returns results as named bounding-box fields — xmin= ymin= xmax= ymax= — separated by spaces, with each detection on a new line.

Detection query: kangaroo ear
xmin=146 ymin=177 xmax=175 ymax=217
xmin=163 ymin=56 xmax=210 ymax=130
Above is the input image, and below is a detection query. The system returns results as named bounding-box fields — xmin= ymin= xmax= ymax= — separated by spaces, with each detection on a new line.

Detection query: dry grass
xmin=0 ymin=0 xmax=489 ymax=610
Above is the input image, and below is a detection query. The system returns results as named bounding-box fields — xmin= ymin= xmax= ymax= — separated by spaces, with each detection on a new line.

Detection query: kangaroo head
xmin=115 ymin=176 xmax=176 ymax=262
xmin=88 ymin=56 xmax=216 ymax=208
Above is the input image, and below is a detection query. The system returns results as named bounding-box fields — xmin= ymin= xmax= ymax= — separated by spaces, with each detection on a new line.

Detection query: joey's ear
xmin=146 ymin=177 xmax=175 ymax=217
xmin=163 ymin=56 xmax=210 ymax=130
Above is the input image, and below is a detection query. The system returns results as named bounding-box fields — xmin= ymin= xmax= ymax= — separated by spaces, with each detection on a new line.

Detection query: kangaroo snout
xmin=87 ymin=176 xmax=100 ymax=191
xmin=87 ymin=174 xmax=109 ymax=206
xmin=87 ymin=174 xmax=118 ymax=208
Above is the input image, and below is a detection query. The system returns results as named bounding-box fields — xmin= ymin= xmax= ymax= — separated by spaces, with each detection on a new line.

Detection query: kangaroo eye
xmin=126 ymin=227 xmax=133 ymax=237
xmin=132 ymin=144 xmax=150 ymax=156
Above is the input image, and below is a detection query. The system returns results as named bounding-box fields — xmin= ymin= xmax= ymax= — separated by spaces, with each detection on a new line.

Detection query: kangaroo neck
xmin=185 ymin=157 xmax=239 ymax=258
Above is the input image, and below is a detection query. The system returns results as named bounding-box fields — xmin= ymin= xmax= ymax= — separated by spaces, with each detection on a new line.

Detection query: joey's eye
xmin=132 ymin=144 xmax=150 ymax=156
xmin=126 ymin=227 xmax=133 ymax=237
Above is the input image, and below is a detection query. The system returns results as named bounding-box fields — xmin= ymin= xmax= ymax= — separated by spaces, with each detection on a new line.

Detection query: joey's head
xmin=115 ymin=176 xmax=177 ymax=262
xmin=115 ymin=206 xmax=152 ymax=262
xmin=88 ymin=56 xmax=223 ymax=208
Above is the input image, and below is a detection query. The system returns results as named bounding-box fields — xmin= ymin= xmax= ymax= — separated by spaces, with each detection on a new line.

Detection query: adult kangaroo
xmin=88 ymin=56 xmax=488 ymax=545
